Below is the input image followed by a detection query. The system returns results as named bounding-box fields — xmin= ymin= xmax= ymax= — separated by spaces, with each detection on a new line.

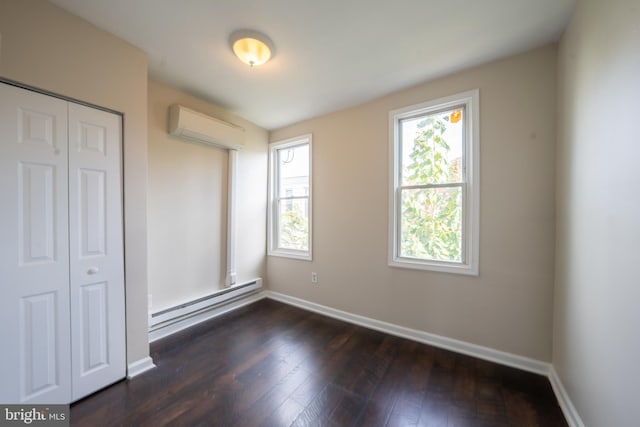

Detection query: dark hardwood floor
xmin=71 ymin=299 xmax=567 ymax=426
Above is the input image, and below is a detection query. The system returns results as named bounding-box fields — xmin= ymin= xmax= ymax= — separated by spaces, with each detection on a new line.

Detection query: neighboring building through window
xmin=268 ymin=134 xmax=312 ymax=260
xmin=389 ymin=90 xmax=479 ymax=275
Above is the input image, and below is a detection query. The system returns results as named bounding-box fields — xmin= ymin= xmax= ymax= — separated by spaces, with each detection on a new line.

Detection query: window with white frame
xmin=389 ymin=90 xmax=479 ymax=275
xmin=268 ymin=134 xmax=312 ymax=260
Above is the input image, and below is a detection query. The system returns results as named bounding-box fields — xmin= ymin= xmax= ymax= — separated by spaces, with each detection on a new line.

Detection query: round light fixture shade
xmin=229 ymin=30 xmax=275 ymax=67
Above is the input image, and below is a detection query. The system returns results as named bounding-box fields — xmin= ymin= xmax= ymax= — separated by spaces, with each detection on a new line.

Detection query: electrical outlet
xmin=311 ymin=272 xmax=318 ymax=284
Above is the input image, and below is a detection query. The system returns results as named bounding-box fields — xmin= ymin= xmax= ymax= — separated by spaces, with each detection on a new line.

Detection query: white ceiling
xmin=49 ymin=0 xmax=576 ymax=130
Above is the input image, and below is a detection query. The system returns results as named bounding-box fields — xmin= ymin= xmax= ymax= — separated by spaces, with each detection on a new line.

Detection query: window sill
xmin=389 ymin=257 xmax=478 ymax=276
xmin=268 ymin=250 xmax=312 ymax=261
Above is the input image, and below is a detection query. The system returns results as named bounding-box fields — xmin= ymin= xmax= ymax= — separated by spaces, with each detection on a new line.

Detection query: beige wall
xmin=269 ymin=45 xmax=557 ymax=361
xmin=0 ymin=0 xmax=150 ymax=364
xmin=554 ymin=0 xmax=640 ymax=425
xmin=147 ymin=80 xmax=268 ymax=311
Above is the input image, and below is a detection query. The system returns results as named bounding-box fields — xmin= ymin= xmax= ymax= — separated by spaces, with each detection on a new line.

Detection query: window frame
xmin=268 ymin=134 xmax=313 ymax=260
xmin=388 ymin=90 xmax=479 ymax=275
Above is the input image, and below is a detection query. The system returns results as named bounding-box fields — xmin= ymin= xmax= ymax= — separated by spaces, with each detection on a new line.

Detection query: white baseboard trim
xmin=265 ymin=291 xmax=550 ymax=376
xmin=127 ymin=356 xmax=156 ymax=379
xmin=549 ymin=366 xmax=585 ymax=427
xmin=148 ymin=290 xmax=267 ymax=343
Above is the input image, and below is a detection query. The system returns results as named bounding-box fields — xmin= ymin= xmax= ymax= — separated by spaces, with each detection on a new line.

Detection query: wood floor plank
xmin=71 ymin=299 xmax=568 ymax=427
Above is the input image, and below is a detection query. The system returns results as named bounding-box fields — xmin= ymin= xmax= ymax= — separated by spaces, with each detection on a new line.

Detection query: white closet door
xmin=68 ymin=103 xmax=126 ymax=401
xmin=0 ymin=83 xmax=72 ymax=403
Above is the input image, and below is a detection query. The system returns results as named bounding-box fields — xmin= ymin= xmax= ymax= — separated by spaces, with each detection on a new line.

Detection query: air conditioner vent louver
xmin=168 ymin=104 xmax=244 ymax=150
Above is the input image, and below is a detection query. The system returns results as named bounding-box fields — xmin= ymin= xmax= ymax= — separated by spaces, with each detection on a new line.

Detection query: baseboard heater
xmin=149 ymin=279 xmax=262 ymax=331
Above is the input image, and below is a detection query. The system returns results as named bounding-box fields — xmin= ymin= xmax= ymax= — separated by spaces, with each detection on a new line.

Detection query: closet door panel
xmin=68 ymin=103 xmax=126 ymax=401
xmin=0 ymin=83 xmax=72 ymax=403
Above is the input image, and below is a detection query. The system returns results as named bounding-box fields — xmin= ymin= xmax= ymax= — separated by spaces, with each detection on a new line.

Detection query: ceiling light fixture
xmin=229 ymin=29 xmax=275 ymax=67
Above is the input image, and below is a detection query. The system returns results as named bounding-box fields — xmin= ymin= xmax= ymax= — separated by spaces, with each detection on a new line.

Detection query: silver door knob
xmin=87 ymin=267 xmax=99 ymax=275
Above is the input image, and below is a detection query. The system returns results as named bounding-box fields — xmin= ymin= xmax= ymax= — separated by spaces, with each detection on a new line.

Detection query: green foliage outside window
xmin=280 ymin=204 xmax=308 ymax=251
xmin=401 ymin=112 xmax=463 ymax=262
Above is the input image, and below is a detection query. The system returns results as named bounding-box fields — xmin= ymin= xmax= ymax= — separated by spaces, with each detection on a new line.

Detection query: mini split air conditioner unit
xmin=168 ymin=104 xmax=245 ymax=150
